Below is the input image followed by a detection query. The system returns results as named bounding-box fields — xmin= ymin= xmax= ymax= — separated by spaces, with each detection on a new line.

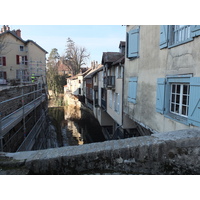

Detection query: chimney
xmin=0 ymin=25 xmax=10 ymax=33
xmin=15 ymin=29 xmax=21 ymax=38
xmin=6 ymin=25 xmax=10 ymax=31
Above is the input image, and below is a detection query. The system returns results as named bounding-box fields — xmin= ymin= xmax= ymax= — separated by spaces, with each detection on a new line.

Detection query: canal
xmin=48 ymin=103 xmax=106 ymax=147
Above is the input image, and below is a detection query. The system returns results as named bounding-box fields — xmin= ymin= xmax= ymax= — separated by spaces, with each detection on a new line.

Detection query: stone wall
xmin=1 ymin=128 xmax=200 ymax=175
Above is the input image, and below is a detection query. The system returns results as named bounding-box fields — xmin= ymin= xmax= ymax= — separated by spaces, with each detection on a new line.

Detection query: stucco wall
xmin=0 ymin=33 xmax=46 ymax=83
xmin=1 ymin=128 xmax=200 ymax=175
xmin=124 ymin=25 xmax=200 ymax=133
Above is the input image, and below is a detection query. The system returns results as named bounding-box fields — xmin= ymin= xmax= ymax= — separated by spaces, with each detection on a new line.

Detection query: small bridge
xmin=1 ymin=128 xmax=200 ymax=175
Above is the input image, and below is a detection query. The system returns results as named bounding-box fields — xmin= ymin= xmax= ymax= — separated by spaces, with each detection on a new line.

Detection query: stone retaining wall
xmin=1 ymin=128 xmax=200 ymax=175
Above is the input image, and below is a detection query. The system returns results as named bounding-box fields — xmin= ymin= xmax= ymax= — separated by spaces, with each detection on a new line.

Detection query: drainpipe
xmin=121 ymin=62 xmax=125 ymax=138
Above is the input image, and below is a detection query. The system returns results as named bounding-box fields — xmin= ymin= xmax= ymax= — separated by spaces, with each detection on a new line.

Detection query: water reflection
xmin=48 ymin=105 xmax=105 ymax=146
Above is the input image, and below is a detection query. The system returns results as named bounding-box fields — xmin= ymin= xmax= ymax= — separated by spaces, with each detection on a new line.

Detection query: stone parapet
xmin=1 ymin=128 xmax=200 ymax=174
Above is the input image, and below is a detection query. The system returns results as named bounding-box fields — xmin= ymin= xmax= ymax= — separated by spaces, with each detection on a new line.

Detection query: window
xmin=16 ymin=69 xmax=28 ymax=81
xmin=0 ymin=56 xmax=6 ymax=66
xmin=169 ymin=25 xmax=191 ymax=46
xmin=156 ymin=76 xmax=200 ymax=127
xmin=114 ymin=93 xmax=120 ymax=114
xmin=126 ymin=27 xmax=140 ymax=59
xmin=116 ymin=66 xmax=123 ymax=79
xmin=16 ymin=55 xmax=27 ymax=65
xmin=170 ymin=83 xmax=190 ymax=117
xmin=160 ymin=25 xmax=200 ymax=49
xmin=20 ymin=45 xmax=24 ymax=51
xmin=0 ymin=71 xmax=5 ymax=79
xmin=109 ymin=91 xmax=113 ymax=108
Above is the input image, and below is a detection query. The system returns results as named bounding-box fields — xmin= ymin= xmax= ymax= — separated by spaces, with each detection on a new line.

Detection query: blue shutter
xmin=188 ymin=77 xmax=200 ymax=127
xmin=128 ymin=28 xmax=139 ymax=58
xmin=191 ymin=25 xmax=200 ymax=37
xmin=126 ymin=32 xmax=129 ymax=58
xmin=128 ymin=77 xmax=138 ymax=104
xmin=160 ymin=25 xmax=168 ymax=49
xmin=156 ymin=78 xmax=166 ymax=114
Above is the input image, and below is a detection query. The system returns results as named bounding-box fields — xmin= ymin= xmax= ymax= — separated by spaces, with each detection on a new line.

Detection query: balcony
xmin=104 ymin=76 xmax=115 ymax=90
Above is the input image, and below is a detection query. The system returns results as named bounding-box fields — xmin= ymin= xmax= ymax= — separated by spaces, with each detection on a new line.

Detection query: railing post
xmin=22 ymin=87 xmax=26 ymax=140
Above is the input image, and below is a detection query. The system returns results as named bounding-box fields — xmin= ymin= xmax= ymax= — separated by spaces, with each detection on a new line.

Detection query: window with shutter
xmin=128 ymin=77 xmax=138 ymax=104
xmin=188 ymin=77 xmax=200 ymax=126
xmin=160 ymin=25 xmax=200 ymax=48
xmin=127 ymin=28 xmax=140 ymax=59
xmin=156 ymin=75 xmax=200 ymax=127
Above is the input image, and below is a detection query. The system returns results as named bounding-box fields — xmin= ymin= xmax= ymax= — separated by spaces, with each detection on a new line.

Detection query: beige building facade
xmin=124 ymin=25 xmax=200 ymax=133
xmin=0 ymin=25 xmax=47 ymax=84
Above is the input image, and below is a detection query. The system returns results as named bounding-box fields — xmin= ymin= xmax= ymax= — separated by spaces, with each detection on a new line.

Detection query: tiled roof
xmin=84 ymin=65 xmax=103 ymax=79
xmin=112 ymin=55 xmax=125 ymax=66
xmin=101 ymin=52 xmax=124 ymax=64
xmin=0 ymin=30 xmax=48 ymax=54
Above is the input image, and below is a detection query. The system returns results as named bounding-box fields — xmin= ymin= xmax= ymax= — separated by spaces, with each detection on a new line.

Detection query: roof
xmin=112 ymin=55 xmax=125 ymax=66
xmin=84 ymin=65 xmax=103 ymax=79
xmin=119 ymin=41 xmax=125 ymax=48
xmin=68 ymin=68 xmax=92 ymax=80
xmin=0 ymin=30 xmax=48 ymax=54
xmin=101 ymin=52 xmax=124 ymax=65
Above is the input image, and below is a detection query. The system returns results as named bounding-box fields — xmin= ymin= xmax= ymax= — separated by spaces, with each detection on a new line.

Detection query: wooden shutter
xmin=126 ymin=32 xmax=129 ymax=58
xmin=156 ymin=78 xmax=166 ymax=114
xmin=3 ymin=57 xmax=6 ymax=66
xmin=160 ymin=25 xmax=168 ymax=49
xmin=191 ymin=25 xmax=200 ymax=38
xmin=128 ymin=77 xmax=138 ymax=104
xmin=16 ymin=55 xmax=20 ymax=64
xmin=188 ymin=77 xmax=200 ymax=127
xmin=128 ymin=28 xmax=140 ymax=58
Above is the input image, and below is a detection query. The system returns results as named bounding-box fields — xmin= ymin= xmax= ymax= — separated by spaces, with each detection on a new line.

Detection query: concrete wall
xmin=124 ymin=25 xmax=200 ymax=133
xmin=1 ymin=128 xmax=200 ymax=175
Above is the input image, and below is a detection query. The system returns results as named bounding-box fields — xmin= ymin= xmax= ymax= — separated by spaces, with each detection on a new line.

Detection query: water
xmin=48 ymin=105 xmax=106 ymax=147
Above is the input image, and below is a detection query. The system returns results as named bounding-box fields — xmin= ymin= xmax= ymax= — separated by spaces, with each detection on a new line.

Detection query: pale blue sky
xmin=6 ymin=25 xmax=126 ymax=67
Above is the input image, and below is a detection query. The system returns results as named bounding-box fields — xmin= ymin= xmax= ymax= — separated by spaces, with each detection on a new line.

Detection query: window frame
xmin=114 ymin=93 xmax=120 ymax=114
xmin=19 ymin=45 xmax=24 ymax=52
xmin=169 ymin=83 xmax=190 ymax=117
xmin=168 ymin=25 xmax=193 ymax=48
xmin=156 ymin=75 xmax=195 ymax=125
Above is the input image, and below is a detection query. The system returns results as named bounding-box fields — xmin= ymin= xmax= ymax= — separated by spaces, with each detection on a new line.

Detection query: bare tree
xmin=64 ymin=38 xmax=90 ymax=76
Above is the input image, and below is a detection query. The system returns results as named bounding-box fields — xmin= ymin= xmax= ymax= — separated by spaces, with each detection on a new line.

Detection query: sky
xmin=4 ymin=25 xmax=126 ymax=67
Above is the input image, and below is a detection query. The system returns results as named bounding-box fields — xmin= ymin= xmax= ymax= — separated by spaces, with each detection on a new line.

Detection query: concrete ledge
xmin=1 ymin=128 xmax=200 ymax=174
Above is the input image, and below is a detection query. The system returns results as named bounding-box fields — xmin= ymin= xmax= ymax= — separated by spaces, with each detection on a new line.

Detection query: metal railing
xmin=0 ymin=84 xmax=47 ymax=152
